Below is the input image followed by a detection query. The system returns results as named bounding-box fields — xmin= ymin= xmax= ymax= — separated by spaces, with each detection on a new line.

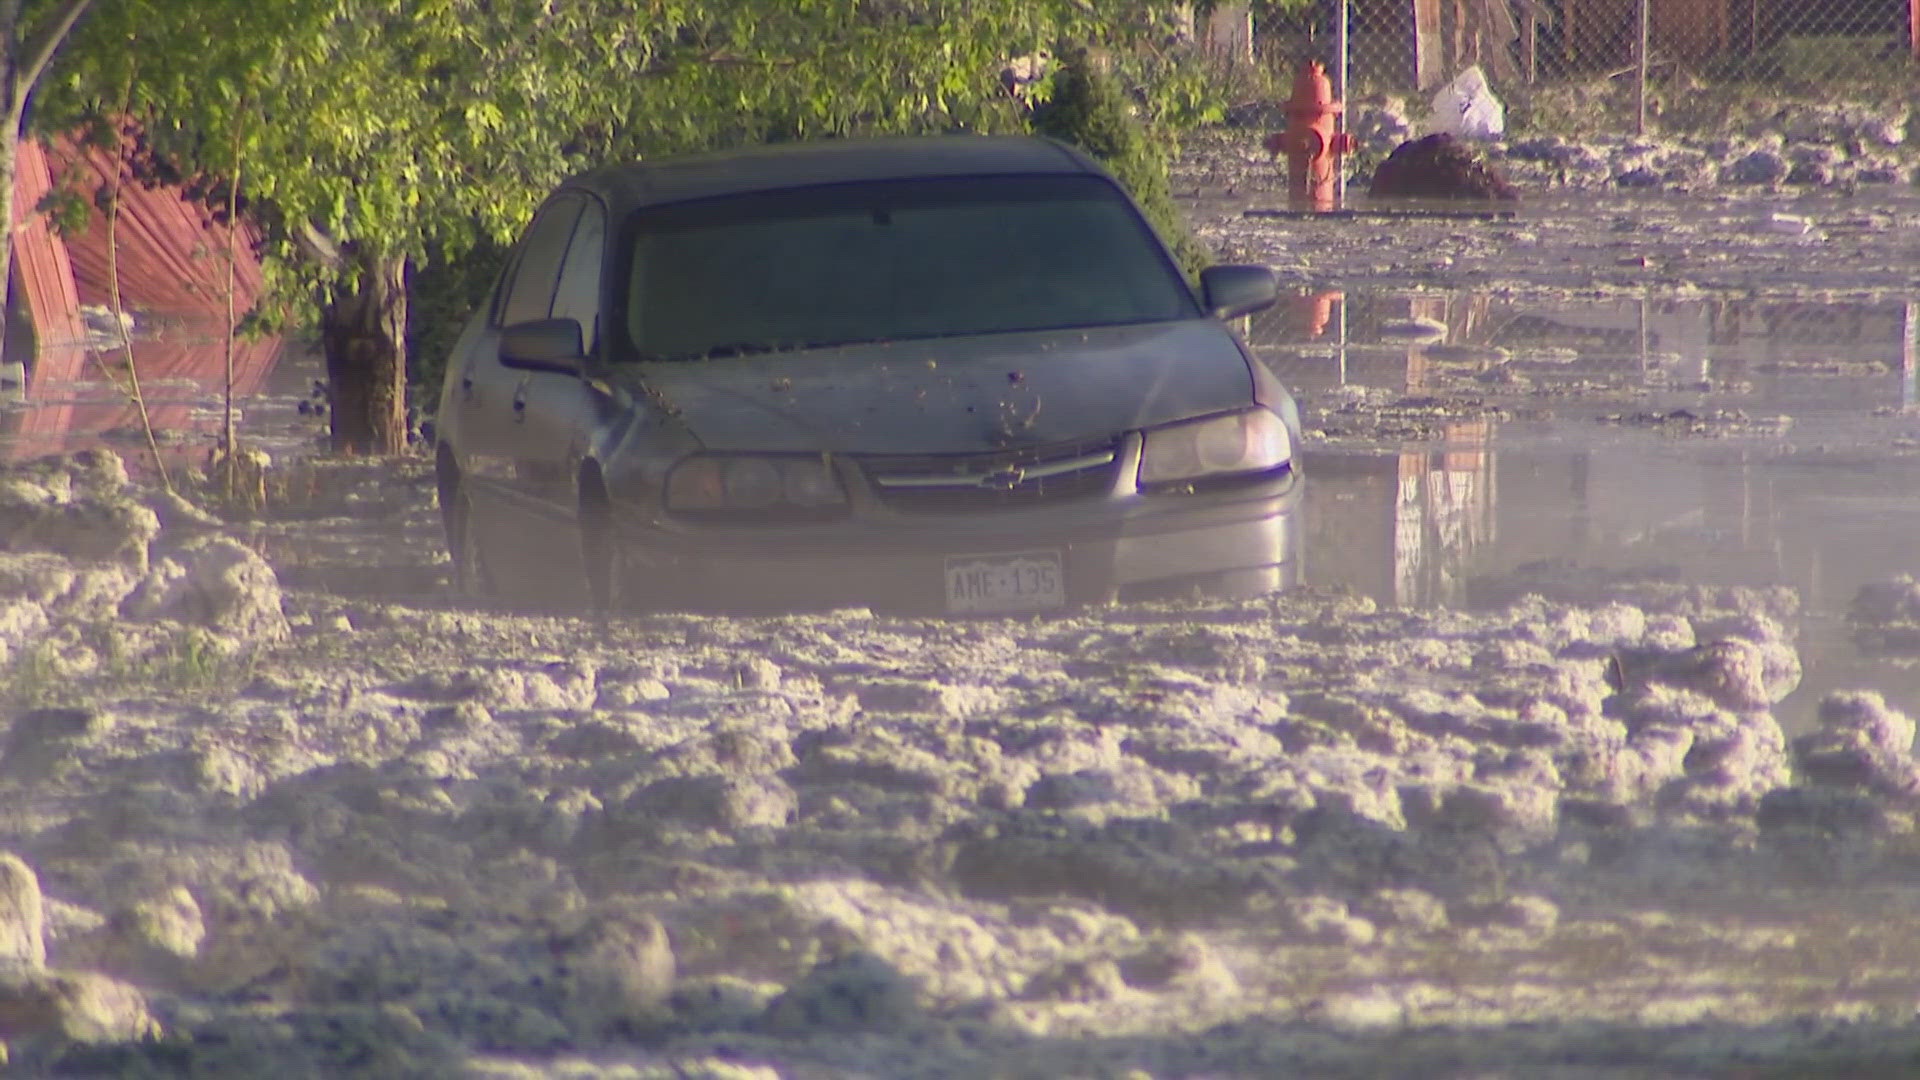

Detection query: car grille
xmin=860 ymin=436 xmax=1122 ymax=511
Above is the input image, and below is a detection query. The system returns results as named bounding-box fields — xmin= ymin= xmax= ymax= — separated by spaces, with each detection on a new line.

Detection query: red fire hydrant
xmin=1289 ymin=289 xmax=1344 ymax=338
xmin=1262 ymin=60 xmax=1356 ymax=212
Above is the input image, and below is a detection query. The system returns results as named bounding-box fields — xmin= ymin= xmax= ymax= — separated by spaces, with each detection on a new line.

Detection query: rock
xmin=121 ymin=536 xmax=289 ymax=643
xmin=558 ymin=907 xmax=675 ymax=1033
xmin=1370 ymin=133 xmax=1520 ymax=200
xmin=0 ymin=853 xmax=46 ymax=968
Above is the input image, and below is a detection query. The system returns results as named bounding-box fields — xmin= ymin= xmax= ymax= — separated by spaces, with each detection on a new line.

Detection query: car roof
xmin=560 ymin=135 xmax=1106 ymax=213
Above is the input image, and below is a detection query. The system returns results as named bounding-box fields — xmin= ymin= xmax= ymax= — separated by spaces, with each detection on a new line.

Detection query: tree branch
xmin=295 ymin=219 xmax=348 ymax=274
xmin=15 ymin=0 xmax=91 ymax=97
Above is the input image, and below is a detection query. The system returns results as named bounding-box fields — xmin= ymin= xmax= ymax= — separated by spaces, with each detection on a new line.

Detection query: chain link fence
xmin=1222 ymin=1 xmax=1917 ymax=132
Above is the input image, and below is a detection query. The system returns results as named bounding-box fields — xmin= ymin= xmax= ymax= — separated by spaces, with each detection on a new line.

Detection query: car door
xmin=460 ymin=192 xmax=611 ymax=593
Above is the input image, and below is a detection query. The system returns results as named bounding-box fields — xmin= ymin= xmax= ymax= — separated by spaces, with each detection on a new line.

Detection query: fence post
xmin=1335 ymin=0 xmax=1349 ymax=209
xmin=1637 ymin=0 xmax=1650 ymax=136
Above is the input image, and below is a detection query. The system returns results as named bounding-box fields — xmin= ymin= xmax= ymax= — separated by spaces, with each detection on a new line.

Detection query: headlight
xmin=1138 ymin=409 xmax=1292 ymax=489
xmin=666 ymin=454 xmax=848 ymax=514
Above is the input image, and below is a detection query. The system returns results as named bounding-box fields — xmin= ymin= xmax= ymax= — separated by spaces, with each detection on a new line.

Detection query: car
xmin=433 ymin=134 xmax=1302 ymax=615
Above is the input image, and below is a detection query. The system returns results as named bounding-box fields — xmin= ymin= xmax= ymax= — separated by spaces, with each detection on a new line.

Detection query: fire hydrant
xmin=1262 ymin=60 xmax=1356 ymax=211
xmin=1289 ymin=289 xmax=1344 ymax=338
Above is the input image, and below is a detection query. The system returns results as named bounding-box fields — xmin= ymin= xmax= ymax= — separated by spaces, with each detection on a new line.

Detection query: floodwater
xmin=0 ymin=329 xmax=305 ymax=471
xmin=5 ymin=295 xmax=1918 ymax=732
xmin=1258 ymin=290 xmax=1920 ymax=733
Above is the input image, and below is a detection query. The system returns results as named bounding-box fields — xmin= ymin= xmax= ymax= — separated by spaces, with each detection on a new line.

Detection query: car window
xmin=620 ymin=175 xmax=1197 ymax=362
xmin=498 ymin=195 xmax=583 ymax=327
xmin=552 ymin=200 xmax=605 ymax=352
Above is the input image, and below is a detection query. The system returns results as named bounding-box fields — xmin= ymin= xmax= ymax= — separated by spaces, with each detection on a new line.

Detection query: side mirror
xmin=1200 ymin=265 xmax=1279 ymax=321
xmin=500 ymin=317 xmax=585 ymax=374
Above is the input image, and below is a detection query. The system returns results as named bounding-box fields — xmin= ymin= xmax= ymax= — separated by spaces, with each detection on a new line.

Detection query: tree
xmin=0 ymin=0 xmax=94 ymax=360
xmin=55 ymin=1 xmax=1181 ymax=455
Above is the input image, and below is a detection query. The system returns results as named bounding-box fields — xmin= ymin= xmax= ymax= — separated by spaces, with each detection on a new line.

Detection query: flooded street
xmin=1250 ymin=290 xmax=1920 ymax=735
xmin=14 ymin=164 xmax=1920 ymax=1075
xmin=8 ymin=213 xmax=1920 ymax=741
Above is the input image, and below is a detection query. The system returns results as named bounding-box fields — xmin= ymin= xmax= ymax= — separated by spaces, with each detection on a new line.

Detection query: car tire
xmin=578 ymin=460 xmax=622 ymax=614
xmin=437 ymin=445 xmax=495 ymax=600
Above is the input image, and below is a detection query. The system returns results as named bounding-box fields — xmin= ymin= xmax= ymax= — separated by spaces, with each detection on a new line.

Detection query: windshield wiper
xmin=698 ymin=341 xmax=786 ymax=359
xmin=650 ymin=339 xmax=868 ymax=362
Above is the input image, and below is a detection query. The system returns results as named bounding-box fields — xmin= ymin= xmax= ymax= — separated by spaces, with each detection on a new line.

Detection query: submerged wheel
xmin=437 ymin=445 xmax=494 ymax=599
xmin=577 ymin=460 xmax=620 ymax=614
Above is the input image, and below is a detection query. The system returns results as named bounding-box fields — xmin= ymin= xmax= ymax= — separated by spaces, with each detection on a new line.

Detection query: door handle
xmin=512 ymin=379 xmax=530 ymax=424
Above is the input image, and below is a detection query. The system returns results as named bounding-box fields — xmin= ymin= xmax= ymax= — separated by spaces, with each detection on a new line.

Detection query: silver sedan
xmin=434 ymin=135 xmax=1302 ymax=615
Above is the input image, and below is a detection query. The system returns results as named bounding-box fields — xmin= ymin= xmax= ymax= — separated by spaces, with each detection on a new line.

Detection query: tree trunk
xmin=0 ymin=0 xmax=97 ymax=364
xmin=321 ymin=247 xmax=409 ymax=455
xmin=0 ymin=89 xmax=22 ymax=364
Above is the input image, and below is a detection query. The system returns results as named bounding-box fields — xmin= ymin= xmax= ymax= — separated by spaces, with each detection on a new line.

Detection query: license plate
xmin=945 ymin=550 xmax=1065 ymax=614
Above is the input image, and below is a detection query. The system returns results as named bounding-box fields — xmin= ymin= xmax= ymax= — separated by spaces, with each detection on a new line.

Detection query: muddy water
xmin=1262 ymin=290 xmax=1920 ymax=734
xmin=6 ymin=296 xmax=1918 ymax=734
xmin=0 ymin=330 xmax=308 ymax=469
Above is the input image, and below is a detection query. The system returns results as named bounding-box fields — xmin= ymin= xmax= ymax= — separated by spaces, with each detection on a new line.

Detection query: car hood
xmin=624 ymin=320 xmax=1255 ymax=454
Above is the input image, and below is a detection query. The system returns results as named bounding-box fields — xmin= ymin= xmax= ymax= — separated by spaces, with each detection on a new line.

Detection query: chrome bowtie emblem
xmin=979 ymin=466 xmax=1025 ymax=490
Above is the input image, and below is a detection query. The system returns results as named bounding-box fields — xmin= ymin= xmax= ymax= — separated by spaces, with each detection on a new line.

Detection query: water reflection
xmin=0 ymin=329 xmax=291 ymax=467
xmin=1269 ymin=289 xmax=1920 ymax=728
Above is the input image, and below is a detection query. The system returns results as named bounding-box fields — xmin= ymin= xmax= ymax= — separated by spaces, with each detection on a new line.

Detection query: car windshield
xmin=621 ymin=174 xmax=1197 ymax=361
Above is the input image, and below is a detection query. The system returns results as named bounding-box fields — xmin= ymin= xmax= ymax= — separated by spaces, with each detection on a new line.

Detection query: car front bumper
xmin=615 ymin=468 xmax=1303 ymax=615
